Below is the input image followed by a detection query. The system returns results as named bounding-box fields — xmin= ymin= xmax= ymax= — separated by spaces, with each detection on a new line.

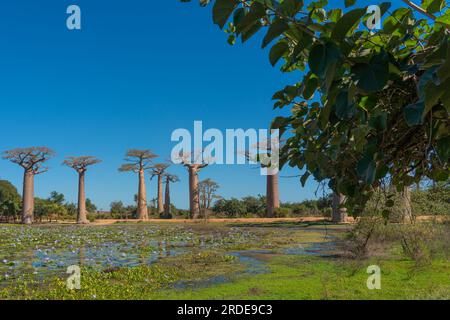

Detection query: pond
xmin=0 ymin=222 xmax=343 ymax=288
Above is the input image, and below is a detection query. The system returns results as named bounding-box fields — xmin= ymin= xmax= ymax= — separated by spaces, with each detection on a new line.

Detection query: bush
xmin=274 ymin=207 xmax=292 ymax=217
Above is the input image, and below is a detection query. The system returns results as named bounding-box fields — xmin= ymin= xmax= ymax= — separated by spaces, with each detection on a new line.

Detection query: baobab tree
xmin=162 ymin=173 xmax=179 ymax=219
xmin=199 ymin=178 xmax=220 ymax=219
xmin=266 ymin=172 xmax=280 ymax=218
xmin=63 ymin=156 xmax=101 ymax=224
xmin=177 ymin=152 xmax=210 ymax=219
xmin=2 ymin=147 xmax=55 ymax=224
xmin=246 ymin=136 xmax=280 ymax=218
xmin=119 ymin=149 xmax=157 ymax=220
xmin=185 ymin=163 xmax=208 ymax=219
xmin=150 ymin=163 xmax=170 ymax=216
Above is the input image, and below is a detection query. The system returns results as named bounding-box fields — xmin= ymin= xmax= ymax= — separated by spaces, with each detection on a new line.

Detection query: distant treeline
xmin=1 ymin=179 xmax=449 ymax=221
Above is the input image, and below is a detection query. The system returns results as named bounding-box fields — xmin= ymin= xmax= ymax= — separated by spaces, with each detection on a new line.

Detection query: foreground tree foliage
xmin=186 ymin=0 xmax=450 ymax=216
xmin=2 ymin=147 xmax=55 ymax=224
xmin=63 ymin=156 xmax=102 ymax=224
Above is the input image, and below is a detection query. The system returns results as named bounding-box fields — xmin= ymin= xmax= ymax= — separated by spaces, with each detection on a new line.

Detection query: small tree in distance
xmin=199 ymin=178 xmax=220 ymax=219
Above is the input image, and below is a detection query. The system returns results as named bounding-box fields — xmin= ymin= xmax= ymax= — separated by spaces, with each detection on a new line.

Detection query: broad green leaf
xmin=352 ymin=52 xmax=389 ymax=92
xmin=331 ymin=8 xmax=366 ymax=41
xmin=213 ymin=0 xmax=239 ymax=29
xmin=404 ymin=101 xmax=425 ymax=126
xmin=345 ymin=0 xmax=356 ymax=8
xmin=269 ymin=42 xmax=289 ymax=66
xmin=421 ymin=0 xmax=445 ymax=14
xmin=308 ymin=42 xmax=341 ymax=78
xmin=262 ymin=19 xmax=290 ymax=48
xmin=357 ymin=155 xmax=376 ymax=184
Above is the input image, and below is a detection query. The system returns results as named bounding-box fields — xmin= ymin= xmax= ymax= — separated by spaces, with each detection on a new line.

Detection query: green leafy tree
xmin=186 ymin=0 xmax=450 ymax=216
xmin=85 ymin=198 xmax=97 ymax=213
xmin=213 ymin=198 xmax=247 ymax=217
xmin=0 ymin=180 xmax=21 ymax=222
xmin=48 ymin=191 xmax=65 ymax=206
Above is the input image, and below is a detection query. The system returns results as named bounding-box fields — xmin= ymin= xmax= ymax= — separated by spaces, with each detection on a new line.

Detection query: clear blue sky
xmin=0 ymin=0 xmax=404 ymax=210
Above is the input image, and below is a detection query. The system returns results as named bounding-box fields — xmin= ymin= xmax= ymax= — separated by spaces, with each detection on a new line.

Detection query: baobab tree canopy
xmin=150 ymin=163 xmax=170 ymax=177
xmin=63 ymin=156 xmax=102 ymax=172
xmin=185 ymin=0 xmax=450 ymax=215
xmin=119 ymin=149 xmax=158 ymax=172
xmin=3 ymin=147 xmax=55 ymax=173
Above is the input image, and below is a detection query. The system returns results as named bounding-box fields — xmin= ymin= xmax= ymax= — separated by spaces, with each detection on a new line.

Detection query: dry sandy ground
xmin=90 ymin=217 xmax=341 ymax=225
xmin=23 ymin=216 xmax=446 ymax=226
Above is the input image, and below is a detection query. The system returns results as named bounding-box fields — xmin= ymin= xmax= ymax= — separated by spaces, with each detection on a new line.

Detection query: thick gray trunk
xmin=157 ymin=175 xmax=164 ymax=215
xmin=77 ymin=171 xmax=89 ymax=224
xmin=189 ymin=167 xmax=201 ymax=219
xmin=332 ymin=192 xmax=347 ymax=223
xmin=137 ymin=169 xmax=148 ymax=220
xmin=22 ymin=170 xmax=34 ymax=225
xmin=163 ymin=180 xmax=172 ymax=219
xmin=266 ymin=172 xmax=279 ymax=218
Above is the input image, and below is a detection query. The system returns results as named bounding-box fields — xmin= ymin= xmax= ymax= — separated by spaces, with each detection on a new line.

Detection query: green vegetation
xmin=186 ymin=0 xmax=450 ymax=215
xmin=0 ymin=221 xmax=448 ymax=300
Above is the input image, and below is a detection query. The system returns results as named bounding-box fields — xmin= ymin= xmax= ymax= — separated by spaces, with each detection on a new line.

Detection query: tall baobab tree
xmin=266 ymin=172 xmax=280 ymax=218
xmin=177 ymin=152 xmax=209 ymax=219
xmin=332 ymin=192 xmax=348 ymax=223
xmin=119 ymin=149 xmax=157 ymax=220
xmin=150 ymin=163 xmax=170 ymax=216
xmin=184 ymin=163 xmax=208 ymax=219
xmin=63 ymin=156 xmax=101 ymax=224
xmin=2 ymin=147 xmax=55 ymax=224
xmin=246 ymin=135 xmax=280 ymax=218
xmin=162 ymin=173 xmax=179 ymax=219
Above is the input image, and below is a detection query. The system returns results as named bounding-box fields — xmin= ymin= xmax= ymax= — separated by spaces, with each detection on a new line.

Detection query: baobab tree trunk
xmin=163 ymin=180 xmax=172 ymax=219
xmin=332 ymin=192 xmax=347 ymax=223
xmin=266 ymin=172 xmax=279 ymax=218
xmin=157 ymin=175 xmax=164 ymax=215
xmin=137 ymin=169 xmax=148 ymax=220
xmin=402 ymin=186 xmax=413 ymax=223
xmin=77 ymin=171 xmax=89 ymax=224
xmin=22 ymin=170 xmax=35 ymax=225
xmin=189 ymin=167 xmax=201 ymax=219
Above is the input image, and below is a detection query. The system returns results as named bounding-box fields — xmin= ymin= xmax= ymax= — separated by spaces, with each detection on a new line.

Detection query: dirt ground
xmin=28 ymin=216 xmax=446 ymax=226
xmin=89 ymin=217 xmax=345 ymax=225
